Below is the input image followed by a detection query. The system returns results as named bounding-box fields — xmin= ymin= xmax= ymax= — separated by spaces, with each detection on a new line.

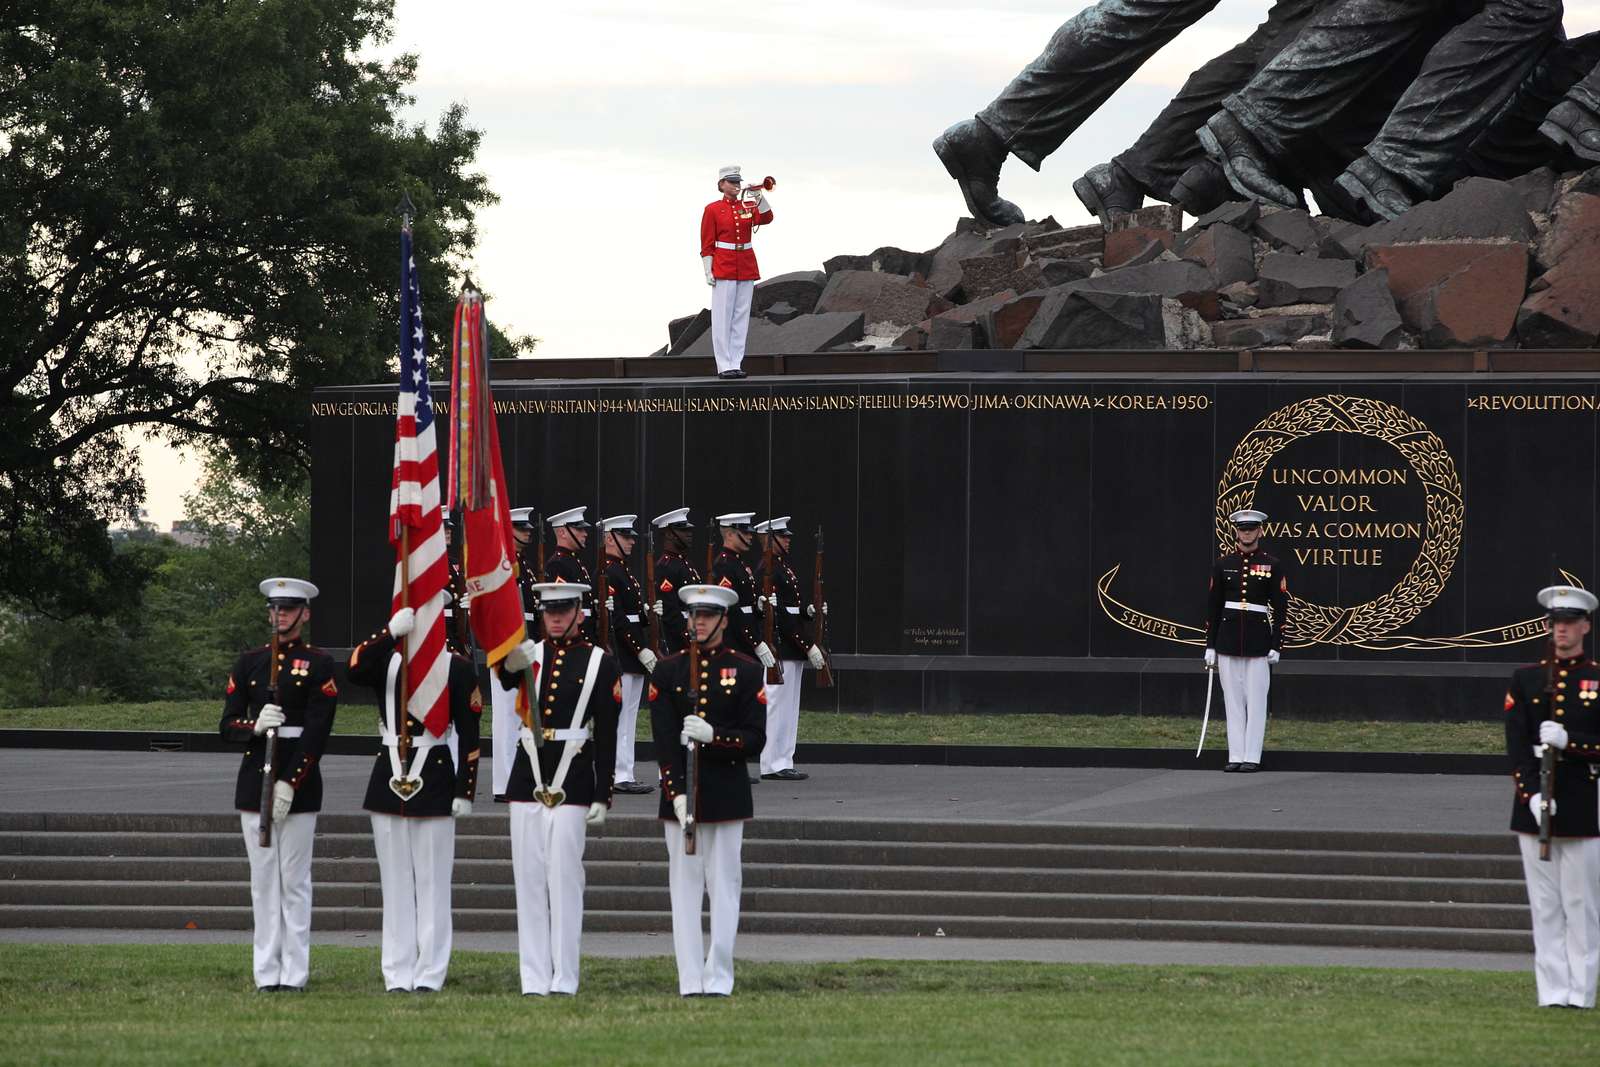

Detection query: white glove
xmin=1530 ymin=793 xmax=1557 ymax=820
xmin=1203 ymin=649 xmax=1217 ymax=668
xmin=254 ymin=704 xmax=285 ymax=734
xmin=271 ymin=781 xmax=294 ymax=823
xmin=755 ymin=594 xmax=767 ymax=611
xmin=1267 ymin=650 xmax=1280 ymax=665
xmin=756 ymin=193 xmax=770 ymax=213
xmin=604 ymin=595 xmax=615 ymax=613
xmin=672 ymin=794 xmax=688 ymax=829
xmin=638 ymin=648 xmax=658 ymax=674
xmin=586 ymin=802 xmax=607 ymax=827
xmin=652 ymin=599 xmax=665 ymax=618
xmin=451 ymin=798 xmax=473 ymax=818
xmin=807 ymin=645 xmax=826 ymax=670
xmin=388 ymin=607 xmax=415 ymax=638
xmin=702 ymin=255 xmax=715 ymax=287
xmin=682 ymin=715 xmax=714 ymax=743
xmin=505 ymin=639 xmax=537 ymax=673
xmin=755 ymin=642 xmax=777 ymax=669
xmin=1540 ymin=720 xmax=1569 ymax=750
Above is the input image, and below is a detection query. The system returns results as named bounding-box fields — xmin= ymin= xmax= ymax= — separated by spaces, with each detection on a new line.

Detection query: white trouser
xmin=711 ymin=279 xmax=755 ymax=373
xmin=760 ymin=660 xmax=805 ymax=774
xmin=509 ymin=802 xmax=589 ymax=995
xmin=1217 ymin=654 xmax=1270 ymax=764
xmin=370 ymin=814 xmax=456 ymax=991
xmin=1518 ymin=834 xmax=1600 ymax=1007
xmin=240 ymin=811 xmax=317 ymax=989
xmin=664 ymin=819 xmax=744 ymax=995
xmin=615 ymin=672 xmax=646 ymax=783
xmin=491 ymin=672 xmax=519 ymax=797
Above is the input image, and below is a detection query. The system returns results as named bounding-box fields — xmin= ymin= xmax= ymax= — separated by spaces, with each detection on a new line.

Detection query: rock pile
xmin=654 ymin=168 xmax=1600 ymax=355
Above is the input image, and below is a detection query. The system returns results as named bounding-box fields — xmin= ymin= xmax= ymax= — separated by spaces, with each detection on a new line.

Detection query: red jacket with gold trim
xmin=700 ymin=195 xmax=773 ymax=281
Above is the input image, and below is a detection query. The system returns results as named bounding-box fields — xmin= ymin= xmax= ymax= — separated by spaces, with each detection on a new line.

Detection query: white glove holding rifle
xmin=807 ymin=645 xmax=826 ymax=670
xmin=255 ymin=705 xmax=285 ymax=735
xmin=672 ymin=794 xmax=688 ymax=829
xmin=505 ymin=639 xmax=538 ymax=673
xmin=1203 ymin=649 xmax=1216 ymax=668
xmin=755 ymin=642 xmax=777 ymax=670
xmin=638 ymin=648 xmax=658 ymax=674
xmin=1540 ymin=720 xmax=1569 ymax=749
xmin=1530 ymin=793 xmax=1556 ymax=821
xmin=681 ymin=716 xmax=713 ymax=744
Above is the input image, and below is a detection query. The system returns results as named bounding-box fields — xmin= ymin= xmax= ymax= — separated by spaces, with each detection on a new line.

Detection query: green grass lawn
xmin=0 ymin=945 xmax=1590 ymax=1066
xmin=1 ymin=699 xmax=1504 ymax=753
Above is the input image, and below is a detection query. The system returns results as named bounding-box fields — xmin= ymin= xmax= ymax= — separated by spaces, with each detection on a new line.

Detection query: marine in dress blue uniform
xmin=1202 ymin=509 xmax=1289 ymax=771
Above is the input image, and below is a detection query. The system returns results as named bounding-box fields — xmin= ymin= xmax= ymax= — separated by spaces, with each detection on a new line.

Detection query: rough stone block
xmin=1534 ymin=191 xmax=1600 ymax=275
xmin=681 ymin=311 xmax=864 ymax=356
xmin=763 ymin=300 xmax=801 ymax=325
xmin=1194 ymin=200 xmax=1261 ymax=230
xmin=1518 ymin=256 xmax=1600 ymax=347
xmin=1180 ymin=223 xmax=1256 ymax=287
xmin=1104 ymin=227 xmax=1174 ymax=268
xmin=1218 ymin=280 xmax=1259 ymax=308
xmin=1024 ymin=223 xmax=1104 ymax=258
xmin=1161 ymin=298 xmax=1212 ymax=348
xmin=1358 ymin=177 xmax=1535 ymax=251
xmin=1017 ymin=289 xmax=1167 ymax=349
xmin=667 ymin=308 xmax=711 ymax=355
xmin=979 ymin=291 xmax=1048 ymax=349
xmin=927 ymin=222 xmax=1022 ymax=294
xmin=1212 ymin=312 xmax=1330 ymax=347
xmin=927 ymin=317 xmax=978 ymax=351
xmin=815 ymin=270 xmax=937 ymax=332
xmin=753 ymin=271 xmax=826 ymax=316
xmin=823 ymin=246 xmax=934 ymax=278
xmin=1506 ymin=167 xmax=1560 ymax=217
xmin=1078 ymin=259 xmax=1216 ymax=298
xmin=1255 ymin=253 xmax=1357 ymax=307
xmin=957 ymin=251 xmax=1024 ymax=301
xmin=1123 ymin=204 xmax=1183 ymax=230
xmin=1253 ymin=208 xmax=1320 ymax=252
xmin=1364 ymin=240 xmax=1527 ymax=348
xmin=1332 ymin=269 xmax=1404 ymax=349
xmin=1038 ymin=257 xmax=1096 ymax=285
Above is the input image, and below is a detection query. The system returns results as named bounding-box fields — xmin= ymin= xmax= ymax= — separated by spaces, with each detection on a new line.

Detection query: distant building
xmin=167 ymin=520 xmax=209 ymax=548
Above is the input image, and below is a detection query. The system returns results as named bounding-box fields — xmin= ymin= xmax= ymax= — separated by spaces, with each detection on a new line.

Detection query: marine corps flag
xmin=446 ymin=289 xmax=526 ymax=667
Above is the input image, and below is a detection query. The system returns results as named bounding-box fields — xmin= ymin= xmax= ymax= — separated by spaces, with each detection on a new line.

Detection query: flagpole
xmin=397 ymin=190 xmax=416 ymax=774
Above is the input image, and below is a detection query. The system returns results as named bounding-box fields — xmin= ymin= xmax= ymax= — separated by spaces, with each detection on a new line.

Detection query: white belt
xmin=523 ymin=612 xmax=538 ymax=622
xmin=740 ymin=606 xmax=753 ymax=614
xmin=625 ymin=613 xmax=641 ymax=623
xmin=785 ymin=606 xmax=801 ymax=615
xmin=380 ymin=724 xmax=454 ymax=750
xmin=537 ymin=726 xmax=591 ymax=742
xmin=1224 ymin=601 xmax=1270 ymax=614
xmin=275 ymin=726 xmax=304 ymax=739
xmin=714 ymin=241 xmax=752 ymax=251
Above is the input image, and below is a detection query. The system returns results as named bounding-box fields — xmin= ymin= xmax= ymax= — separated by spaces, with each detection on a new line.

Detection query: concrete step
xmin=0 ymin=904 xmax=1533 ymax=953
xmin=0 ymin=811 xmax=1519 ymax=856
xmin=0 ymin=831 xmax=1526 ymax=880
xmin=0 ymin=879 xmax=1529 ymax=931
xmin=0 ymin=856 xmax=1527 ymax=905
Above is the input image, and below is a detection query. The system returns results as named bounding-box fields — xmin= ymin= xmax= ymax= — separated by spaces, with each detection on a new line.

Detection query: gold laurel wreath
xmin=1215 ymin=394 xmax=1463 ymax=646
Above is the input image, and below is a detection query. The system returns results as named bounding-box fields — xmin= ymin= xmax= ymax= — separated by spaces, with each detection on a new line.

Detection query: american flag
xmin=388 ymin=222 xmax=450 ymax=738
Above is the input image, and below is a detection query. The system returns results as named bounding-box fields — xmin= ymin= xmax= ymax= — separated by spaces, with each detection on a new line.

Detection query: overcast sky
xmin=135 ymin=0 xmax=1600 ymax=526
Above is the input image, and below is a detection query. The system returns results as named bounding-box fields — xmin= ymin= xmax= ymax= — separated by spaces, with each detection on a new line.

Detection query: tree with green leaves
xmin=2 ymin=0 xmax=528 ymax=619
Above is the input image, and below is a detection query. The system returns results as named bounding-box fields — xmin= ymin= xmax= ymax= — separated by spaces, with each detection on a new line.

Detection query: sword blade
xmin=1196 ymin=667 xmax=1215 ymax=758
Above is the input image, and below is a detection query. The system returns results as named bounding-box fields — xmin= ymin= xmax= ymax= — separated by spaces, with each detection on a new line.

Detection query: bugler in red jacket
xmin=701 ymin=194 xmax=773 ymax=281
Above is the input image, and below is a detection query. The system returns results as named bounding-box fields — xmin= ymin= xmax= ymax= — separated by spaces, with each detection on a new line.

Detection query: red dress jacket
xmin=700 ymin=195 xmax=773 ymax=281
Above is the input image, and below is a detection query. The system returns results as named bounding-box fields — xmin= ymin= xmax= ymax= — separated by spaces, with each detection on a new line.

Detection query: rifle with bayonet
xmin=258 ymin=628 xmax=283 ymax=847
xmin=595 ymin=521 xmax=611 ymax=650
xmin=810 ymin=525 xmax=833 ymax=688
xmin=1540 ymin=609 xmax=1558 ymax=861
xmin=531 ymin=510 xmax=546 ymax=641
xmin=761 ymin=530 xmax=784 ymax=686
xmin=684 ymin=629 xmax=701 ymax=856
xmin=645 ymin=524 xmax=662 ymax=656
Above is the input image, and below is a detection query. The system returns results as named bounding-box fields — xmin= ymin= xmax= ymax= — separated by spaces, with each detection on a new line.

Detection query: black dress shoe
xmin=258 ymin=985 xmax=281 ymax=993
xmin=1169 ymin=161 xmax=1232 ymax=218
xmin=730 ymin=368 xmax=747 ymax=379
xmin=1541 ymin=100 xmax=1600 ymax=163
xmin=933 ymin=118 xmax=1026 ymax=228
xmin=1073 ymin=160 xmax=1143 ymax=228
xmin=1198 ymin=112 xmax=1302 ymax=210
xmin=1239 ymin=762 xmax=1260 ymax=773
xmin=1223 ymin=762 xmax=1241 ymax=773
xmin=1334 ymin=155 xmax=1417 ymax=222
xmin=277 ymin=985 xmax=305 ymax=993
xmin=716 ymin=370 xmax=738 ymax=379
xmin=761 ymin=769 xmax=810 ymax=781
xmin=613 ymin=780 xmax=654 ymax=795
xmin=749 ymin=775 xmax=761 ymax=784
xmin=415 ymin=986 xmax=437 ymax=994
xmin=387 ymin=987 xmax=407 ymax=994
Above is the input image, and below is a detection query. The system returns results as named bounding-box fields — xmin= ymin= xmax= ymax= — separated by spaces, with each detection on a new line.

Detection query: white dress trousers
xmin=760 ymin=660 xmax=805 ymax=774
xmin=711 ymin=279 xmax=755 ymax=374
xmin=239 ymin=811 xmax=317 ymax=989
xmin=614 ymin=672 xmax=646 ymax=784
xmin=1217 ymin=654 xmax=1271 ymax=764
xmin=509 ymin=802 xmax=590 ymax=995
xmin=370 ymin=813 xmax=457 ymax=991
xmin=491 ymin=670 xmax=519 ymax=797
xmin=663 ymin=819 xmax=745 ymax=995
xmin=1518 ymin=833 xmax=1600 ymax=1007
